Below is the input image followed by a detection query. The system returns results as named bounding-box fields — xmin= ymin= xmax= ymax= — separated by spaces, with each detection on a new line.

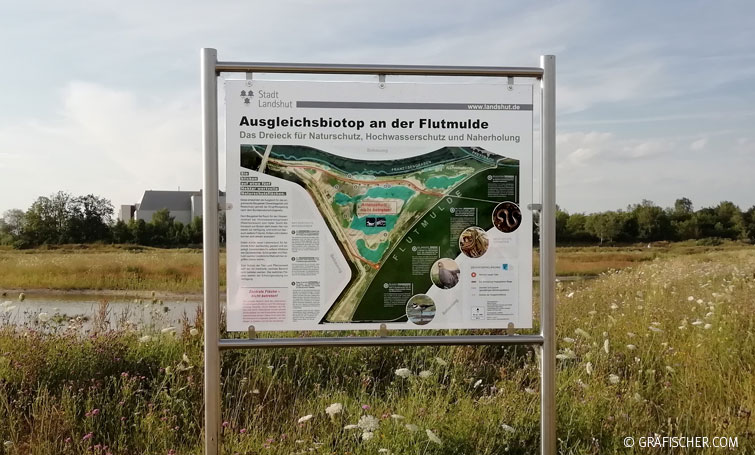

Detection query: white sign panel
xmin=225 ymin=79 xmax=533 ymax=331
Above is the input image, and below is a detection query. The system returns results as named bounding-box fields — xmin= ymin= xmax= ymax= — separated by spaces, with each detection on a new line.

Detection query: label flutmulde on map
xmin=226 ymin=79 xmax=533 ymax=331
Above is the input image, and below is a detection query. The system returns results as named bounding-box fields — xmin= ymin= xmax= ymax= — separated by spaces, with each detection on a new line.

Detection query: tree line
xmin=1 ymin=192 xmax=754 ymax=248
xmin=0 ymin=191 xmax=206 ymax=248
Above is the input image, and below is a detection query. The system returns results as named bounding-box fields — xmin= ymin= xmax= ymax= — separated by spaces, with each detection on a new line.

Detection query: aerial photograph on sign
xmin=240 ymin=144 xmax=520 ymax=324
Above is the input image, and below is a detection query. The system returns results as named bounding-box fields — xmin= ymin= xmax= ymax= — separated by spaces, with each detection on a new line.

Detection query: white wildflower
xmin=139 ymin=335 xmax=151 ymax=343
xmin=426 ymin=429 xmax=442 ymax=445
xmin=189 ymin=328 xmax=199 ymax=336
xmin=691 ymin=320 xmax=703 ymax=326
xmin=649 ymin=326 xmax=663 ymax=333
xmin=390 ymin=414 xmax=404 ymax=420
xmin=566 ymin=292 xmax=574 ymax=298
xmin=343 ymin=424 xmax=359 ymax=430
xmin=418 ymin=370 xmax=432 ymax=378
xmin=434 ymin=357 xmax=448 ymax=366
xmin=608 ymin=374 xmax=620 ymax=384
xmin=394 ymin=368 xmax=412 ymax=379
xmin=633 ymin=393 xmax=643 ymax=402
xmin=405 ymin=424 xmax=419 ymax=432
xmin=610 ymin=303 xmax=619 ymax=310
xmin=627 ymin=332 xmax=636 ymax=338
xmin=501 ymin=423 xmax=515 ymax=433
xmin=358 ymin=415 xmax=379 ymax=432
xmin=626 ymin=344 xmax=637 ymax=350
xmin=161 ymin=326 xmax=176 ymax=334
xmin=361 ymin=432 xmax=374 ymax=441
xmin=696 ymin=299 xmax=703 ymax=304
xmin=378 ymin=449 xmax=390 ymax=454
xmin=704 ymin=323 xmax=712 ymax=330
xmin=524 ymin=387 xmax=536 ymax=394
xmin=588 ymin=310 xmax=597 ymax=316
xmin=603 ymin=339 xmax=610 ymax=354
xmin=182 ymin=353 xmax=190 ymax=364
xmin=665 ymin=365 xmax=675 ymax=373
xmin=575 ymin=328 xmax=590 ymax=338
xmin=651 ymin=321 xmax=661 ymax=326
xmin=585 ymin=362 xmax=593 ymax=376
xmin=473 ymin=379 xmax=483 ymax=388
xmin=37 ymin=312 xmax=50 ymax=322
xmin=3 ymin=441 xmax=12 ymax=449
xmin=297 ymin=414 xmax=313 ymax=424
xmin=576 ymin=379 xmax=588 ymax=389
xmin=252 ymin=389 xmax=260 ymax=394
xmin=562 ymin=337 xmax=575 ymax=344
xmin=687 ymin=296 xmax=694 ymax=301
xmin=325 ymin=403 xmax=343 ymax=417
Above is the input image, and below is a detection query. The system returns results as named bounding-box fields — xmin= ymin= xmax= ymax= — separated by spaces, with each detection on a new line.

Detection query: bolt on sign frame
xmin=201 ymin=48 xmax=556 ymax=455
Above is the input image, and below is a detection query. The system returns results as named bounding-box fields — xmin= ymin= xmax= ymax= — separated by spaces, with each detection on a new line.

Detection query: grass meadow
xmin=0 ymin=246 xmax=753 ymax=453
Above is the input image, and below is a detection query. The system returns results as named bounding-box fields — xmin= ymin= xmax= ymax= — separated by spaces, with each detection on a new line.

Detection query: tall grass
xmin=0 ymin=248 xmax=753 ymax=453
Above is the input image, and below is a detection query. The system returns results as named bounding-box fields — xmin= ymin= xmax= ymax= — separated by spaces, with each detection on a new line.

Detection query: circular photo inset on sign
xmin=406 ymin=294 xmax=436 ymax=325
xmin=430 ymin=258 xmax=460 ymax=289
xmin=492 ymin=201 xmax=522 ymax=233
xmin=459 ymin=226 xmax=489 ymax=258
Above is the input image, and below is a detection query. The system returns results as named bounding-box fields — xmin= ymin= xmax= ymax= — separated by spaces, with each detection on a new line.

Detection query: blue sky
xmin=1 ymin=0 xmax=754 ymax=215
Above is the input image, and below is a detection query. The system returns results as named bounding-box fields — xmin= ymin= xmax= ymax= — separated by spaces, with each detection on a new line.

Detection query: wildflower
xmin=358 ymin=415 xmax=379 ymax=431
xmin=687 ymin=296 xmax=694 ymax=301
xmin=610 ymin=303 xmax=619 ymax=310
xmin=182 ymin=353 xmax=191 ymax=364
xmin=164 ymin=366 xmax=172 ymax=375
xmin=603 ymin=339 xmax=610 ymax=354
xmin=361 ymin=404 xmax=371 ymax=410
xmin=3 ymin=441 xmax=13 ymax=449
xmin=405 ymin=424 xmax=419 ymax=432
xmin=325 ymin=403 xmax=343 ymax=417
xmin=576 ymin=379 xmax=588 ymax=389
xmin=297 ymin=415 xmax=313 ymax=424
xmin=633 ymin=393 xmax=643 ymax=402
xmin=240 ymin=428 xmax=247 ymax=434
xmin=362 ymin=432 xmax=374 ymax=441
xmin=426 ymin=429 xmax=442 ymax=445
xmin=585 ymin=362 xmax=593 ymax=376
xmin=82 ymin=433 xmax=93 ymax=441
xmin=252 ymin=389 xmax=260 ymax=394
xmin=704 ymin=323 xmax=712 ymax=329
xmin=390 ymin=414 xmax=404 ymax=420
xmin=434 ymin=357 xmax=448 ymax=366
xmin=627 ymin=332 xmax=636 ymax=338
xmin=696 ymin=299 xmax=703 ymax=304
xmin=190 ymin=328 xmax=199 ymax=336
xmin=38 ymin=312 xmax=50 ymax=322
xmin=501 ymin=423 xmax=515 ymax=433
xmin=161 ymin=326 xmax=176 ymax=334
xmin=691 ymin=320 xmax=703 ymax=326
xmin=575 ymin=328 xmax=590 ymax=338
xmin=473 ymin=379 xmax=482 ymax=388
xmin=525 ymin=387 xmax=536 ymax=394
xmin=394 ymin=368 xmax=412 ymax=379
xmin=665 ymin=366 xmax=675 ymax=373
xmin=566 ymin=292 xmax=574 ymax=298
xmin=344 ymin=424 xmax=359 ymax=430
xmin=378 ymin=449 xmax=390 ymax=454
xmin=649 ymin=326 xmax=663 ymax=333
xmin=626 ymin=344 xmax=637 ymax=350
xmin=418 ymin=370 xmax=432 ymax=378
xmin=562 ymin=337 xmax=575 ymax=344
xmin=608 ymin=374 xmax=620 ymax=384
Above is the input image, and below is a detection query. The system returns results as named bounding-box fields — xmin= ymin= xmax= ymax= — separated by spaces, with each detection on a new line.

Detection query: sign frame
xmin=201 ymin=48 xmax=556 ymax=455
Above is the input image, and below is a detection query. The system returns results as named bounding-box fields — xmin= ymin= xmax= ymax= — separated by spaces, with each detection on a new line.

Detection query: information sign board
xmin=225 ymin=79 xmax=533 ymax=331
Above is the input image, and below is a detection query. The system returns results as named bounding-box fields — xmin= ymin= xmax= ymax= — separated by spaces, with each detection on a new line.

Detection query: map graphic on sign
xmin=239 ymin=144 xmax=520 ymax=324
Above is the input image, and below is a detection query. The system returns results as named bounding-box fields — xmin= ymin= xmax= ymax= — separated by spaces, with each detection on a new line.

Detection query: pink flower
xmin=222 ymin=421 xmax=230 ymax=428
xmin=361 ymin=404 xmax=371 ymax=410
xmin=240 ymin=428 xmax=247 ymax=434
xmin=92 ymin=409 xmax=100 ymax=416
xmin=82 ymin=433 xmax=93 ymax=441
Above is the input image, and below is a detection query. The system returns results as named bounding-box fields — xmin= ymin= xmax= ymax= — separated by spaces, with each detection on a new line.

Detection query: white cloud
xmin=0 ymin=82 xmax=200 ymax=211
xmin=690 ymin=137 xmax=707 ymax=151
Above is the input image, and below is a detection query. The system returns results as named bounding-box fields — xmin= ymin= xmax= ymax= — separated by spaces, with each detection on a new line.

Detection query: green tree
xmin=585 ymin=211 xmax=623 ymax=245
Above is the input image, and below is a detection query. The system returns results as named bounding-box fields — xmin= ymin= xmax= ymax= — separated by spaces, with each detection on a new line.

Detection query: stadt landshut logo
xmin=240 ymin=90 xmax=254 ymax=105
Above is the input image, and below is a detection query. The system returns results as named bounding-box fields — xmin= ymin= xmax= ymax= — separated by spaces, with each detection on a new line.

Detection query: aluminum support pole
xmin=540 ymin=55 xmax=557 ymax=455
xmin=201 ymin=48 xmax=221 ymax=455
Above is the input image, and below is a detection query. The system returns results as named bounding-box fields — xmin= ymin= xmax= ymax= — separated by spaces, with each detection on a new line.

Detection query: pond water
xmin=0 ymin=292 xmax=205 ymax=334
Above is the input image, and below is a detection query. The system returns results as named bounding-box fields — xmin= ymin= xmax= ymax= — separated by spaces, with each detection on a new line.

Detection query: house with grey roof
xmin=120 ymin=190 xmax=225 ymax=224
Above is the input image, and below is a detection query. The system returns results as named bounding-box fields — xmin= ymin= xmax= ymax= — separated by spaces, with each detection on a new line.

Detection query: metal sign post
xmin=201 ymin=48 xmax=556 ymax=455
